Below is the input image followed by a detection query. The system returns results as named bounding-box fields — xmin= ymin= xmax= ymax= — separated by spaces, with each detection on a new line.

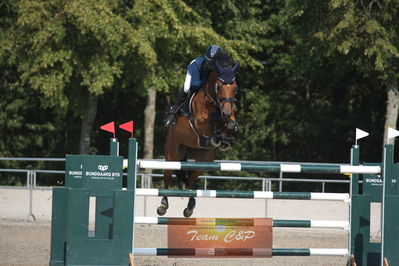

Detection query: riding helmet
xmin=204 ymin=45 xmax=220 ymax=62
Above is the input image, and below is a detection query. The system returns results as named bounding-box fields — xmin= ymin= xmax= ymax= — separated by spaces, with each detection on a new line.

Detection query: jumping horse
xmin=158 ymin=51 xmax=240 ymax=217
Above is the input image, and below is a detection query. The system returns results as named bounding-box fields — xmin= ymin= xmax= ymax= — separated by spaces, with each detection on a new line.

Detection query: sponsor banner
xmin=168 ymin=218 xmax=272 ymax=258
xmin=65 ymin=154 xmax=123 ymax=196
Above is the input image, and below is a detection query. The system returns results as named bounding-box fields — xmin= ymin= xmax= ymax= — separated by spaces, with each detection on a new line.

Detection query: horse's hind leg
xmin=157 ymin=196 xmax=169 ymax=216
xmin=157 ymin=170 xmax=172 ymax=216
xmin=184 ymin=196 xmax=196 ymax=218
xmin=183 ymin=170 xmax=202 ymax=218
xmin=175 ymin=170 xmax=187 ymax=189
xmin=182 ymin=150 xmax=215 ymax=218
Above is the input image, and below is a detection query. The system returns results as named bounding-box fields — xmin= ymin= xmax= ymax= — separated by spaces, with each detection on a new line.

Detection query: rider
xmin=164 ymin=45 xmax=221 ymax=127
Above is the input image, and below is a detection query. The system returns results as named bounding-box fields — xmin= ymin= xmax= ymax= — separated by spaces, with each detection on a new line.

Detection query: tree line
xmin=1 ymin=0 xmax=398 ymax=188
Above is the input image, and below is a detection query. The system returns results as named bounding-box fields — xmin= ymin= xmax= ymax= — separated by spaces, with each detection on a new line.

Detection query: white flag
xmin=355 ymin=128 xmax=369 ymax=140
xmin=388 ymin=127 xmax=399 ymax=140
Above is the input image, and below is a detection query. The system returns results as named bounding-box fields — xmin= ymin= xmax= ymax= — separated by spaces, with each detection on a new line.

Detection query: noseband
xmin=215 ymin=82 xmax=237 ymax=104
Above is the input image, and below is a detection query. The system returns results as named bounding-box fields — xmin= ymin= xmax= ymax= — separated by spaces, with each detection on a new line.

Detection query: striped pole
xmin=136 ymin=188 xmax=350 ymax=202
xmin=133 ymin=248 xmax=349 ymax=257
xmin=136 ymin=160 xmax=381 ymax=174
xmin=134 ymin=217 xmax=349 ymax=230
xmin=272 ymin=219 xmax=349 ymax=229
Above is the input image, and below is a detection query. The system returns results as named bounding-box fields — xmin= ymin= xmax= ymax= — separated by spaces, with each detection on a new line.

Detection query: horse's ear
xmin=215 ymin=61 xmax=223 ymax=74
xmin=232 ymin=61 xmax=240 ymax=74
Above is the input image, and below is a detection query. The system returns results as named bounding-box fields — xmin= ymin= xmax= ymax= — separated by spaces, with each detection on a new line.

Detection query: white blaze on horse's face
xmin=215 ymin=61 xmax=240 ymax=123
xmin=215 ymin=79 xmax=237 ymax=122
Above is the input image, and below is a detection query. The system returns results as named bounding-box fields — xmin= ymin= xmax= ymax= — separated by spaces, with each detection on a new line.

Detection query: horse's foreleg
xmin=220 ymin=129 xmax=231 ymax=151
xmin=210 ymin=127 xmax=222 ymax=147
xmin=157 ymin=170 xmax=172 ymax=216
xmin=219 ymin=118 xmax=238 ymax=151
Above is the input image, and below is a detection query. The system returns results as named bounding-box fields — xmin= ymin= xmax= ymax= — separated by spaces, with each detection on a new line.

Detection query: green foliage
xmin=224 ymin=88 xmax=273 ymax=160
xmin=0 ymin=0 xmax=397 ymax=191
xmin=313 ymin=0 xmax=399 ymax=77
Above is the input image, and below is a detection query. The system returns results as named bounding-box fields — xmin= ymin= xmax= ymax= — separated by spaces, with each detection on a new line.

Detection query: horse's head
xmin=214 ymin=61 xmax=240 ymax=129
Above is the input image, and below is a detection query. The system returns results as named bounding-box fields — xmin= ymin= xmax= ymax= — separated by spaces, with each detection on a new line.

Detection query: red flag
xmin=119 ymin=121 xmax=134 ymax=138
xmin=100 ymin=121 xmax=115 ymax=138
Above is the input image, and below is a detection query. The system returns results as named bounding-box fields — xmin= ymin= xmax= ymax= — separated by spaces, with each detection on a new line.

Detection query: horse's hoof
xmin=210 ymin=137 xmax=221 ymax=147
xmin=157 ymin=205 xmax=167 ymax=216
xmin=220 ymin=143 xmax=230 ymax=151
xmin=183 ymin=208 xmax=193 ymax=218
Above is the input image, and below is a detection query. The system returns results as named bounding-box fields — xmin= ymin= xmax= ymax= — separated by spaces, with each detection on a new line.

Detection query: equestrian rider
xmin=164 ymin=45 xmax=221 ymax=127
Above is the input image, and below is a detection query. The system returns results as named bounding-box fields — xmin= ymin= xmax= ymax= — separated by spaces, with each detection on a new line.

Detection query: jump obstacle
xmin=49 ymin=138 xmax=399 ymax=265
xmin=134 ymin=216 xmax=350 ymax=229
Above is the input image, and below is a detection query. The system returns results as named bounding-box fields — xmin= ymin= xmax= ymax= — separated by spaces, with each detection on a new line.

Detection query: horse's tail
xmin=175 ymin=170 xmax=188 ymax=189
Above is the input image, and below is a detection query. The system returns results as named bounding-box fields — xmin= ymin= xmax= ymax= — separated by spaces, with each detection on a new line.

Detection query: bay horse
xmin=158 ymin=51 xmax=240 ymax=217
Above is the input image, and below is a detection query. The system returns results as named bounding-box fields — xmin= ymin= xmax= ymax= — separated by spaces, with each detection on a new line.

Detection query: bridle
xmin=204 ymin=78 xmax=238 ymax=109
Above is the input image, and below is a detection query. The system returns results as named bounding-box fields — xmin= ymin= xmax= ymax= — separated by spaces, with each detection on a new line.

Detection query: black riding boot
xmin=164 ymin=88 xmax=187 ymax=127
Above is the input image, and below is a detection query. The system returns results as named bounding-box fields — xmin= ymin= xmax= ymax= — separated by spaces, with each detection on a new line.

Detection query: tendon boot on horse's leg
xmin=157 ymin=196 xmax=169 ymax=216
xmin=183 ymin=197 xmax=196 ymax=218
xmin=220 ymin=136 xmax=231 ymax=151
xmin=164 ymin=88 xmax=187 ymax=127
xmin=210 ymin=127 xmax=222 ymax=147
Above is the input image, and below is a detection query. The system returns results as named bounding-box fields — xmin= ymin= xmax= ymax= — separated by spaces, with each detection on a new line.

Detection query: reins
xmin=203 ymin=82 xmax=218 ymax=107
xmin=203 ymin=80 xmax=237 ymax=110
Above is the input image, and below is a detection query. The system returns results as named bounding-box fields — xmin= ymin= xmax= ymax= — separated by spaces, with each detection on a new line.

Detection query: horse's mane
xmin=214 ymin=50 xmax=233 ymax=68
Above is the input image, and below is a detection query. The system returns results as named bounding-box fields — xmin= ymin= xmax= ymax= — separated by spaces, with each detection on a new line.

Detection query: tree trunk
xmin=383 ymin=79 xmax=399 ymax=148
xmin=143 ymin=88 xmax=156 ymax=175
xmin=79 ymin=94 xmax=98 ymax=154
